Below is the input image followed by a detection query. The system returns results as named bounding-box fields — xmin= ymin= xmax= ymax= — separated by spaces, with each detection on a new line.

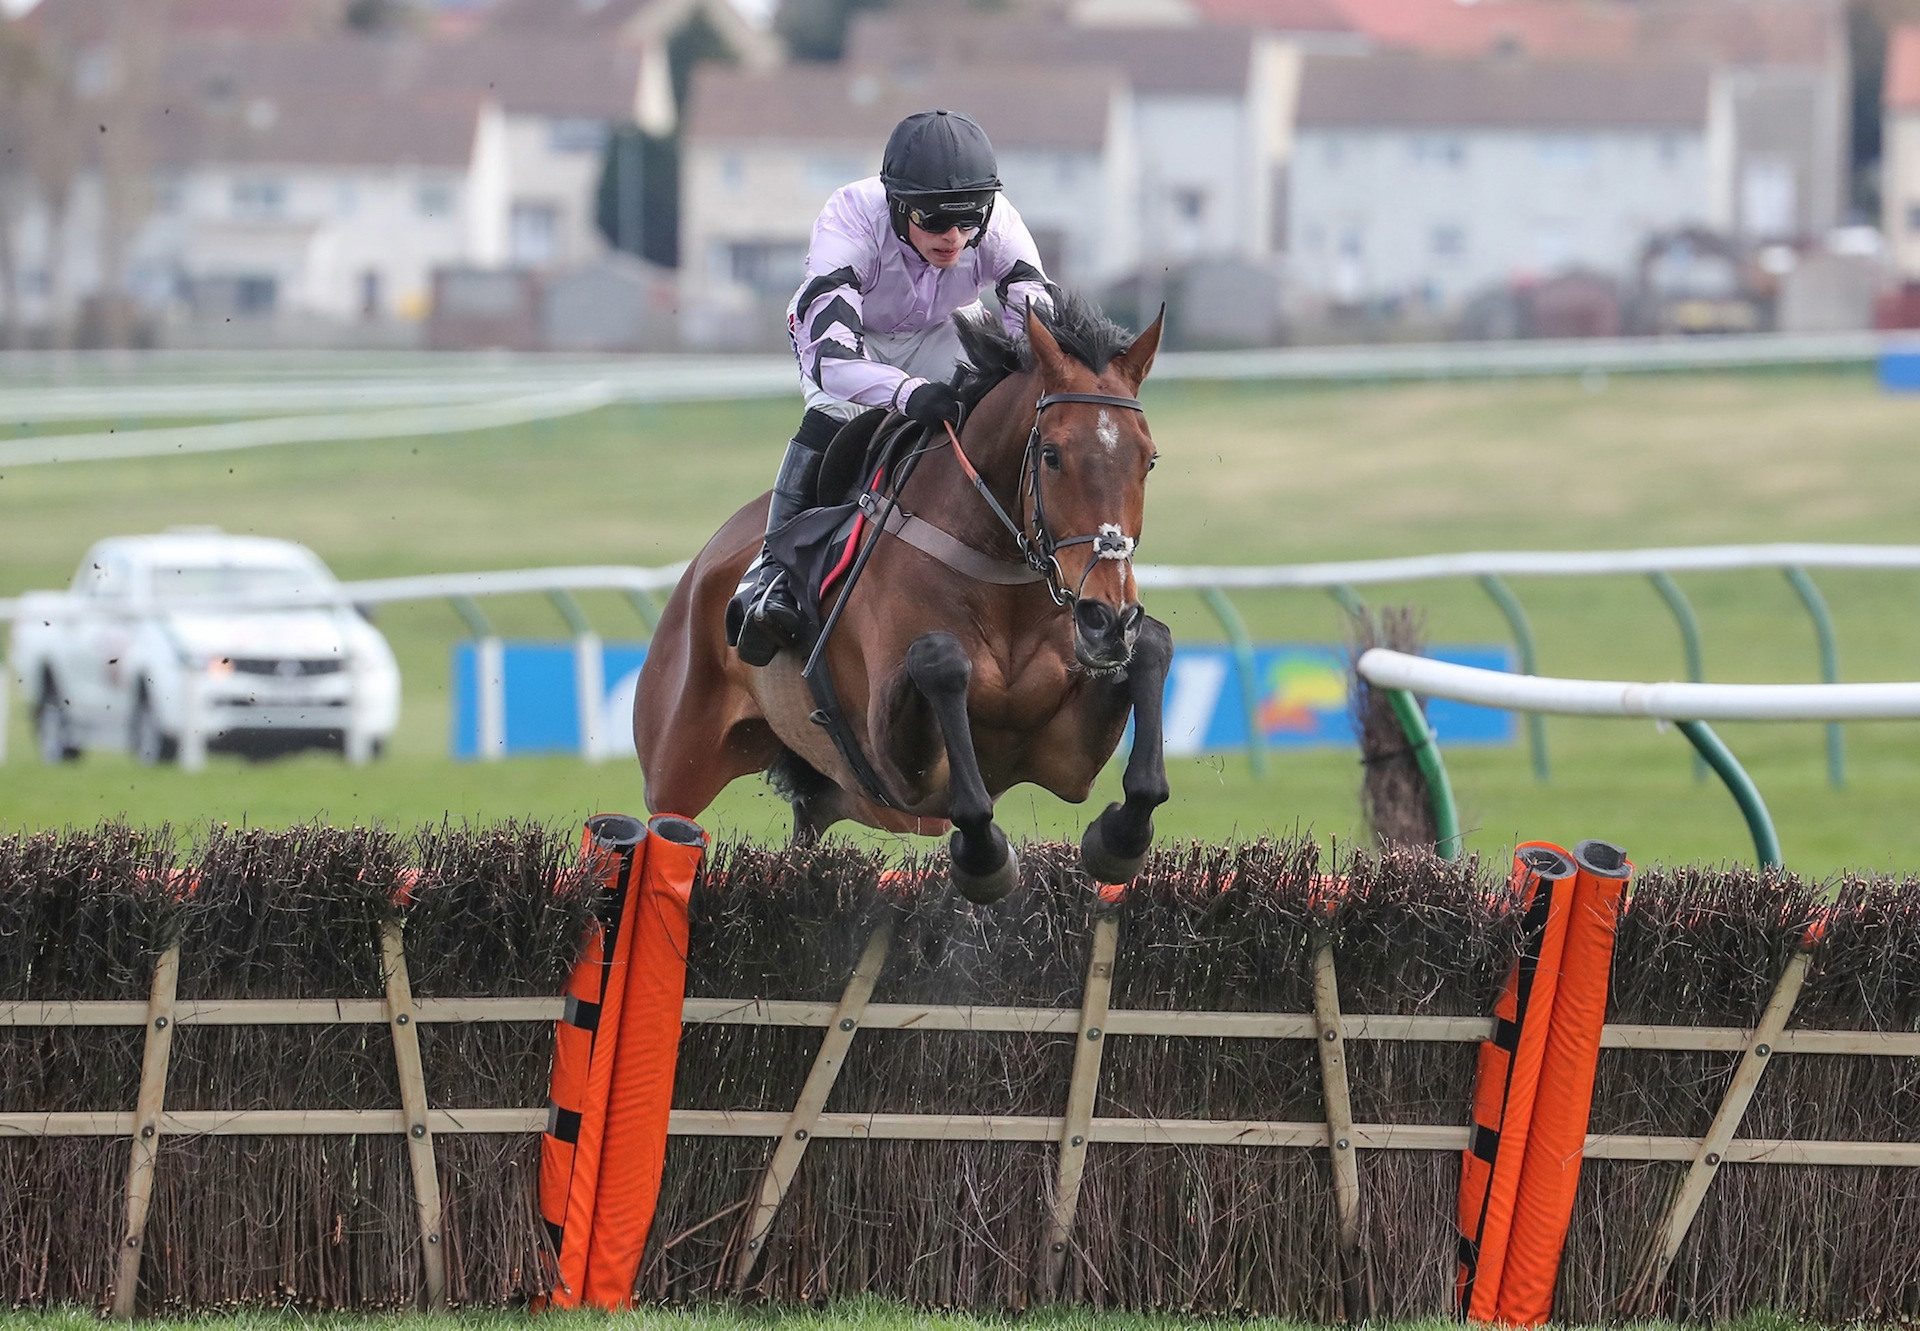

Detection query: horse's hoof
xmin=951 ymin=829 xmax=1020 ymax=904
xmin=1081 ymin=803 xmax=1151 ymax=886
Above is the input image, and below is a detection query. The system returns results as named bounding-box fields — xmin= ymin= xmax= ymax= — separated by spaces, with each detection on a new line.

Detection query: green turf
xmin=3 ymin=366 xmax=1917 ymax=875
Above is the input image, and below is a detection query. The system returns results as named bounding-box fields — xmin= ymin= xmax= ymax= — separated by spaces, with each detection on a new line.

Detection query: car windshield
xmin=149 ymin=562 xmax=331 ymax=603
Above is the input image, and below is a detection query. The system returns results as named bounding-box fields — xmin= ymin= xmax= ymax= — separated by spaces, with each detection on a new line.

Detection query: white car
xmin=9 ymin=530 xmax=401 ymax=766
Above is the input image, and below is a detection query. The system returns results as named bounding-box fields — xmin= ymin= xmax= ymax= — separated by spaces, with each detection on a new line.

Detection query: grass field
xmin=4 ymin=364 xmax=1918 ymax=875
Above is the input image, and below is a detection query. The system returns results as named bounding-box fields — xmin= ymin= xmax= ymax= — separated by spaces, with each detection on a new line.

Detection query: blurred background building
xmin=2 ymin=0 xmax=1916 ymax=351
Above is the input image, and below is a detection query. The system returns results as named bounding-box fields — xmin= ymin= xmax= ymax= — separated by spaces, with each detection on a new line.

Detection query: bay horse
xmin=633 ymin=293 xmax=1171 ymax=900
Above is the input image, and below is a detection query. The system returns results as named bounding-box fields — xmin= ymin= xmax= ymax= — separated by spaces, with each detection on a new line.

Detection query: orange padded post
xmin=1456 ymin=842 xmax=1578 ymax=1322
xmin=1496 ymin=839 xmax=1632 ymax=1327
xmin=580 ymin=814 xmax=708 ymax=1308
xmin=538 ymin=814 xmax=650 ymax=1309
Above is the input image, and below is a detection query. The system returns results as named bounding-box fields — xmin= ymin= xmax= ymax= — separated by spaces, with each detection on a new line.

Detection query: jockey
xmin=727 ymin=108 xmax=1056 ymax=667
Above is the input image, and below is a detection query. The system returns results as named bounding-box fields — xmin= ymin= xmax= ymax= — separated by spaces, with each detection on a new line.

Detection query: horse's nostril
xmin=1121 ymin=603 xmax=1144 ymax=633
xmin=1074 ymin=598 xmax=1119 ymax=640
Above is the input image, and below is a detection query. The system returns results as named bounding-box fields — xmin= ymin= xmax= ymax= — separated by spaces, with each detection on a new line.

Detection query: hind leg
xmin=643 ymin=716 xmax=779 ymax=819
xmin=905 ymin=631 xmax=1018 ymax=903
xmin=772 ymin=749 xmax=859 ymax=846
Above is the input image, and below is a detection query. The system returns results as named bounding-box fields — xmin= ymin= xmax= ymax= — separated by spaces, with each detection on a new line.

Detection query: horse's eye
xmin=1041 ymin=444 xmax=1062 ymax=470
xmin=1147 ymin=453 xmax=1159 ymax=472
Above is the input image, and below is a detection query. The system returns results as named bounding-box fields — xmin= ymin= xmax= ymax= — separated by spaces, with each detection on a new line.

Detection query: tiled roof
xmin=1220 ymin=0 xmax=1841 ymax=68
xmin=1297 ymin=51 xmax=1711 ymax=130
xmin=845 ymin=10 xmax=1257 ymax=94
xmin=686 ymin=62 xmax=1121 ymax=151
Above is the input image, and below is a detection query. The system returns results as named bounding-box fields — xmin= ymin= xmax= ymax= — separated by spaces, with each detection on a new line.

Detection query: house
xmin=2 ymin=20 xmax=673 ymax=337
xmin=1209 ymin=0 xmax=1850 ymax=244
xmin=1285 ymin=52 xmax=1714 ymax=310
xmin=1885 ymin=26 xmax=1920 ymax=283
xmin=136 ymin=77 xmax=510 ymax=324
xmin=844 ymin=11 xmax=1300 ymax=270
xmin=679 ymin=61 xmax=1135 ymax=348
xmin=482 ymin=0 xmax=778 ymax=134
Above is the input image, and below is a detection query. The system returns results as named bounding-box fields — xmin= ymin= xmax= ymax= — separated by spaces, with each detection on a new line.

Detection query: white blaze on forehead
xmin=1096 ymin=409 xmax=1119 ymax=452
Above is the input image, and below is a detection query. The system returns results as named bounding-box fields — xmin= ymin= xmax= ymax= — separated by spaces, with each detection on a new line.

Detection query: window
xmin=1321 ymin=136 xmax=1343 ymax=170
xmin=549 ymin=118 xmax=610 ymax=154
xmin=727 ymin=241 xmax=808 ymax=296
xmin=721 ymin=154 xmax=744 ymax=189
xmin=231 ymin=177 xmax=285 ymax=220
xmin=336 ymin=183 xmax=359 ymax=217
xmin=1431 ymin=224 xmax=1465 ymax=258
xmin=806 ymin=155 xmax=871 ymax=193
xmin=234 ymin=276 xmax=278 ymax=315
xmin=510 ymin=201 xmax=561 ymax=266
xmin=1409 ymin=136 xmax=1465 ymax=167
xmin=153 ymin=178 xmax=184 ymax=215
xmin=1659 ymin=134 xmax=1684 ymax=168
xmin=417 ymin=180 xmax=456 ymax=217
xmin=1910 ymin=204 xmax=1920 ymax=235
xmin=1536 ymin=135 xmax=1595 ymax=166
xmin=1174 ymin=188 xmax=1207 ymax=222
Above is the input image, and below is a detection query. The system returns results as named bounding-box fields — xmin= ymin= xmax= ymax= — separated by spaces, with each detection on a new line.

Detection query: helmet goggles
xmin=902 ymin=193 xmax=994 ymax=236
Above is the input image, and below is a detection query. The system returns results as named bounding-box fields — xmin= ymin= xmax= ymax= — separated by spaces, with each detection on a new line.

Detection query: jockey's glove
xmin=903 ymin=382 xmax=964 ymax=429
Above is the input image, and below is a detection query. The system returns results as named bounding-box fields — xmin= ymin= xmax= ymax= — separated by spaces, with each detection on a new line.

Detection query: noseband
xmin=943 ymin=391 xmax=1146 ymax=608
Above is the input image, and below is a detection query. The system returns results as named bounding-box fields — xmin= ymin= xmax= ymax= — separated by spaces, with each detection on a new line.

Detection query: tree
xmin=774 ymin=0 xmax=893 ymax=62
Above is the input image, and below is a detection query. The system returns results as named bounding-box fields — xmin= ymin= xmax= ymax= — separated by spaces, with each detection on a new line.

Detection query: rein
xmin=941 ymin=389 xmax=1145 ymax=607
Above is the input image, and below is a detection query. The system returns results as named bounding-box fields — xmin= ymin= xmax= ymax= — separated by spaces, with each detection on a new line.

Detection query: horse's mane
xmin=951 ymin=288 xmax=1133 ymax=409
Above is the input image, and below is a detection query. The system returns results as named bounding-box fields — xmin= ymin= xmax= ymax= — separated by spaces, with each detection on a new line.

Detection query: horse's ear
xmin=1112 ymin=305 xmax=1165 ymax=390
xmin=1024 ymin=300 xmax=1071 ymax=385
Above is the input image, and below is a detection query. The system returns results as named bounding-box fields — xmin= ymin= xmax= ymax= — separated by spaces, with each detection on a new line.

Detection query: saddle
xmin=761 ymin=408 xmax=921 ymax=641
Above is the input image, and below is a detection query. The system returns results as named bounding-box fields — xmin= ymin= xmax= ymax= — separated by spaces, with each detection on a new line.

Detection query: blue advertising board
xmin=452 ymin=641 xmax=1514 ymax=759
xmin=1881 ymin=347 xmax=1920 ymax=393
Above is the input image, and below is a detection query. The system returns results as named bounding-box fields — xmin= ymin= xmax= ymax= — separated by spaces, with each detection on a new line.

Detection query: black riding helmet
xmin=881 ymin=109 xmax=1002 ymax=248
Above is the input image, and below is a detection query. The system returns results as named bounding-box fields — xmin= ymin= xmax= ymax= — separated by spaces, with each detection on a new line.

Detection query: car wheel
xmin=34 ymin=688 xmax=80 ymax=763
xmin=131 ymin=691 xmax=179 ymax=766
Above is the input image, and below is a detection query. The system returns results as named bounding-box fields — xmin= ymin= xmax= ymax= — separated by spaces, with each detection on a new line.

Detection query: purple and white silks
xmin=787 ymin=177 xmax=1054 ymax=420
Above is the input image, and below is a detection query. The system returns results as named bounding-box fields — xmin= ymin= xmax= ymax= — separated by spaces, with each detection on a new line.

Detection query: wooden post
xmin=111 ymin=943 xmax=180 ymax=1319
xmin=730 ymin=919 xmax=894 ymax=1292
xmin=380 ymin=920 xmax=448 ymax=1308
xmin=1037 ymin=909 xmax=1121 ymax=1299
xmin=1312 ymin=938 xmax=1372 ymax=1322
xmin=1622 ymin=946 xmax=1813 ymax=1316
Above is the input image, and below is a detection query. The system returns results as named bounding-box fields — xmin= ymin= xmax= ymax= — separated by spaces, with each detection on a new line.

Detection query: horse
xmin=633 ymin=292 xmax=1171 ymax=901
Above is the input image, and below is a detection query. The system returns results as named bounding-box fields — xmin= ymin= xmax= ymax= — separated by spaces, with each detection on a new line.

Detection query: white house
xmin=3 ymin=20 xmax=677 ymax=335
xmin=845 ymin=11 xmax=1299 ymax=270
xmin=1285 ymin=52 xmax=1715 ymax=309
xmin=679 ymin=62 xmax=1137 ymax=348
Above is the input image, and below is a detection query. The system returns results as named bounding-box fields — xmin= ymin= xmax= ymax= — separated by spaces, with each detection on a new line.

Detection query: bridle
xmin=942 ymin=391 xmax=1146 ymax=608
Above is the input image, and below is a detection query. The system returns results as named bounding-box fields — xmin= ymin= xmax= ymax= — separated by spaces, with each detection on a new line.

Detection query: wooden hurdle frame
xmin=5 ymin=916 xmax=1919 ymax=1318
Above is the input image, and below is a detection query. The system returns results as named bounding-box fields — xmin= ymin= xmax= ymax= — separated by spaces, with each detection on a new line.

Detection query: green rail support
xmin=1328 ymin=583 xmax=1367 ymax=617
xmin=1476 ymin=574 xmax=1548 ymax=783
xmin=546 ymin=589 xmax=591 ymax=637
xmin=1783 ymin=566 xmax=1845 ymax=790
xmin=1199 ymin=586 xmax=1266 ymax=777
xmin=1648 ymin=571 xmax=1707 ymax=782
xmin=449 ymin=595 xmax=492 ymax=639
xmin=1383 ymin=688 xmax=1463 ymax=861
xmin=1675 ymin=719 xmax=1783 ymax=870
xmin=623 ymin=588 xmax=662 ymax=636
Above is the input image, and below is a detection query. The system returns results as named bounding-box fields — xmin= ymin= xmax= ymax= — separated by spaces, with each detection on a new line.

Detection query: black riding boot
xmin=728 ymin=430 xmax=828 ymax=666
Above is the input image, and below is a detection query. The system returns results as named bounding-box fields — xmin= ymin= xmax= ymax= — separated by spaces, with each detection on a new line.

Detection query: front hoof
xmin=951 ymin=828 xmax=1020 ymax=904
xmin=1081 ymin=803 xmax=1151 ymax=886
